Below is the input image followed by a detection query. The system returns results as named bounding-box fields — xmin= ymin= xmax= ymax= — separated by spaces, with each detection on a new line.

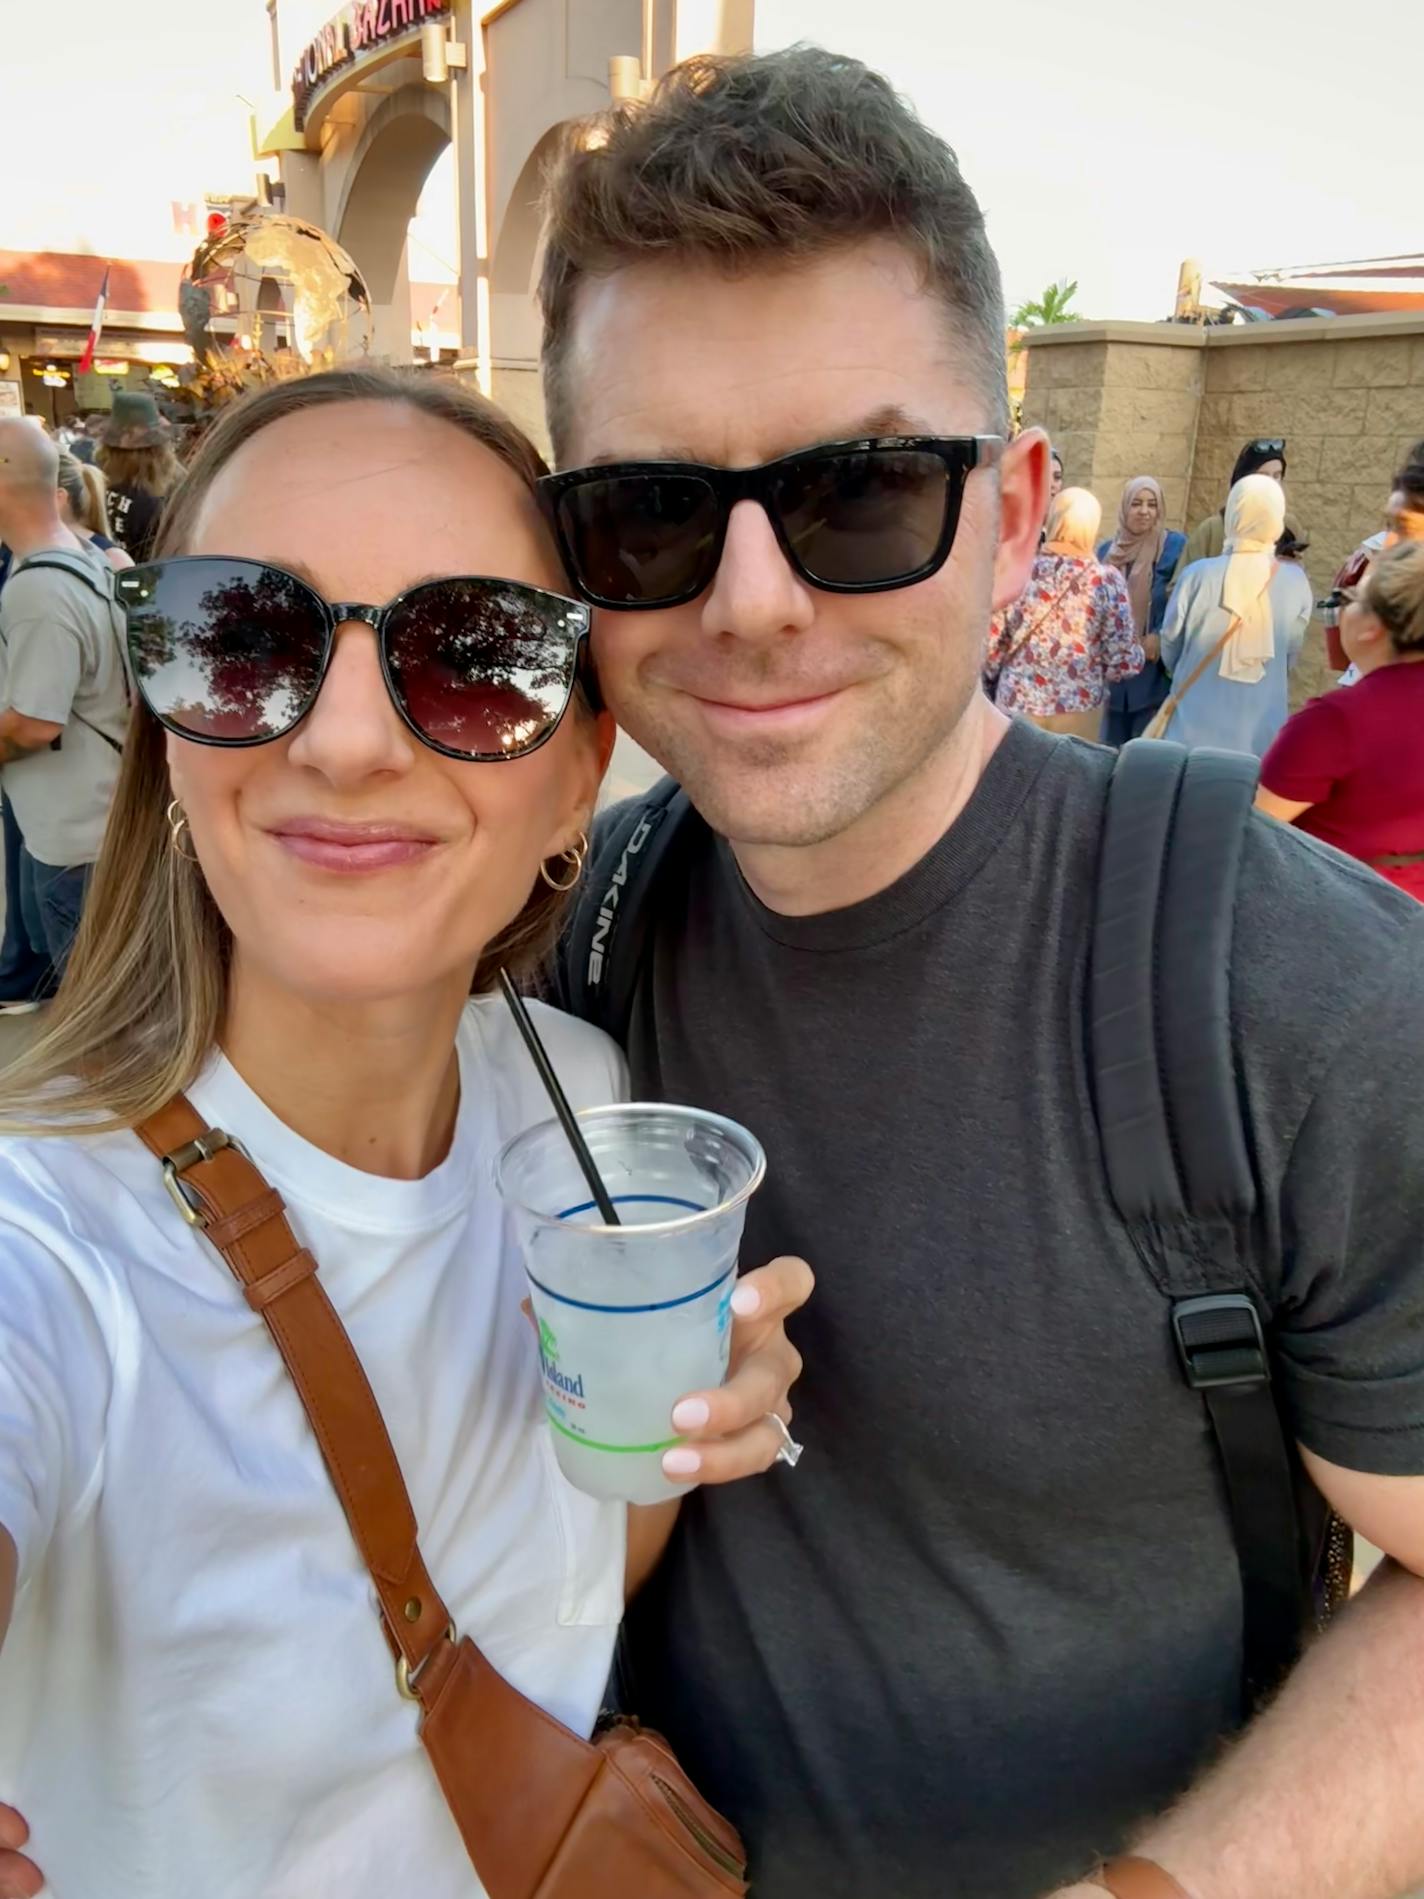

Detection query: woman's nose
xmin=285 ymin=622 xmax=418 ymax=785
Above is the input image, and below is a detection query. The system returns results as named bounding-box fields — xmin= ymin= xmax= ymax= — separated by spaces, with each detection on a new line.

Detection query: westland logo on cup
xmin=539 ymin=1319 xmax=586 ymax=1404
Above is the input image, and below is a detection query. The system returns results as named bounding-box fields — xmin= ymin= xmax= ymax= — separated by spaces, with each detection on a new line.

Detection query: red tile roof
xmin=0 ymin=251 xmax=182 ymax=316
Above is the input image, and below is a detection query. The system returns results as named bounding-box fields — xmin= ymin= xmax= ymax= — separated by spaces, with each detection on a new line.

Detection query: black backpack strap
xmin=557 ymin=776 xmax=701 ymax=1044
xmin=1091 ymin=738 xmax=1310 ymax=1707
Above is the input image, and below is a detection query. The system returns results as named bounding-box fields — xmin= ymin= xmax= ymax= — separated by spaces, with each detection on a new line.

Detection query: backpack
xmin=7 ymin=548 xmax=133 ymax=752
xmin=557 ymin=738 xmax=1352 ymax=1711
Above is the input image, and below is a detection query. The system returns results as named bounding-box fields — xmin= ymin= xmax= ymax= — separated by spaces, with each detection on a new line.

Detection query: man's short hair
xmin=538 ymin=46 xmax=1008 ymax=456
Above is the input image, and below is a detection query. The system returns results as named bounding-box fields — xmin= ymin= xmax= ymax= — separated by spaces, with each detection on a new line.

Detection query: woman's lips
xmin=267 ymin=820 xmax=440 ymax=874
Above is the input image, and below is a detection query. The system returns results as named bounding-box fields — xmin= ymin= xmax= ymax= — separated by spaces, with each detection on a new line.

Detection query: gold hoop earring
xmin=166 ymin=798 xmax=199 ymax=864
xmin=540 ymin=829 xmax=588 ymax=893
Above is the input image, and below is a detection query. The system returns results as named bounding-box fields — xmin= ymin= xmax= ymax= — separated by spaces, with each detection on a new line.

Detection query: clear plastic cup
xmin=494 ymin=1103 xmax=766 ymax=1505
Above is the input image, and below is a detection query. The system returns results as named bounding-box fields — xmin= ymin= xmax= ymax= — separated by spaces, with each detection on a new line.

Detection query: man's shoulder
xmin=1 ymin=545 xmax=111 ymax=622
xmin=1233 ymin=811 xmax=1423 ymax=1052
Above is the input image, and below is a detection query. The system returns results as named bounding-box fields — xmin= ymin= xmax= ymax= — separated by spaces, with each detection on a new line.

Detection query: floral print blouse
xmin=985 ymin=554 xmax=1143 ymax=716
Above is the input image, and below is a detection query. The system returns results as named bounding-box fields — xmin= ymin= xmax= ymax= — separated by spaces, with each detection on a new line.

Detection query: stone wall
xmin=1023 ymin=328 xmax=1203 ymax=533
xmin=1022 ymin=315 xmax=1424 ymax=704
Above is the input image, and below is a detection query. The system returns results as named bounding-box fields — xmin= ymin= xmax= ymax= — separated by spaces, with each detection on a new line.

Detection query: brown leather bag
xmin=136 ymin=1095 xmax=749 ymax=1899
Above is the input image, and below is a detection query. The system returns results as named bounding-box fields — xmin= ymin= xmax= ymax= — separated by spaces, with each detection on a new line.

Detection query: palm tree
xmin=1011 ymin=279 xmax=1080 ymax=330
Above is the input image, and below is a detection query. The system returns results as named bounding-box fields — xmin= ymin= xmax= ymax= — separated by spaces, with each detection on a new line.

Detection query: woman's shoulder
xmin=463 ymin=996 xmax=629 ymax=1122
xmin=0 ymin=1124 xmax=142 ymax=1324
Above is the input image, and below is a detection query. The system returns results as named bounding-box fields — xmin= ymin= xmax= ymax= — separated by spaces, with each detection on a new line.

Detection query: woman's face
xmin=1050 ymin=460 xmax=1064 ymax=500
xmin=1127 ymin=488 xmax=1160 ymax=534
xmin=1256 ymin=458 xmax=1285 ymax=485
xmin=169 ymin=399 xmax=611 ymax=1008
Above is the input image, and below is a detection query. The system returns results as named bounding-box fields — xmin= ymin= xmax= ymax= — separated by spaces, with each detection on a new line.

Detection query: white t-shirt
xmin=0 ymin=1000 xmax=628 ymax=1899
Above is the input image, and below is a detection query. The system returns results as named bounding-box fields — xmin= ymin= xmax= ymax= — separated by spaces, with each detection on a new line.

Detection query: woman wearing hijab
xmin=985 ymin=487 xmax=1142 ymax=739
xmin=1158 ymin=473 xmax=1314 ymax=756
xmin=1172 ymin=437 xmax=1305 ymax=582
xmin=1097 ymin=476 xmax=1187 ymax=744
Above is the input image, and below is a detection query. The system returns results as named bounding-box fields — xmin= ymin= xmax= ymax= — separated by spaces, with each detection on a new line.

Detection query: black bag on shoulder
xmin=556 ymin=739 xmax=1352 ymax=1711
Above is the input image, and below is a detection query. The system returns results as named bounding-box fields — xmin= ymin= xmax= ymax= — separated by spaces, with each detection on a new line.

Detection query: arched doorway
xmin=487 ymin=126 xmax=562 ymax=439
xmin=335 ymin=90 xmax=451 ymax=362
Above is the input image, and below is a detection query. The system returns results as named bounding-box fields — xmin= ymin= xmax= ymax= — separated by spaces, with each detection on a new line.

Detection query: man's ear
xmin=992 ymin=429 xmax=1052 ymax=613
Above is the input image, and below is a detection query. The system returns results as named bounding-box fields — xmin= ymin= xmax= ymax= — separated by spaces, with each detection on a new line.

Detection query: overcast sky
xmin=1 ymin=0 xmax=1416 ymax=318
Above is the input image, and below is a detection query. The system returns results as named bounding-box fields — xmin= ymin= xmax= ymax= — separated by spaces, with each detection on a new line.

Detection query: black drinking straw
xmin=498 ymin=969 xmax=622 ymax=1226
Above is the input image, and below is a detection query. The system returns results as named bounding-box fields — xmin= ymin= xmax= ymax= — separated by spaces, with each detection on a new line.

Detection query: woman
xmin=0 ymin=366 xmax=808 ymax=1899
xmin=1258 ymin=540 xmax=1424 ymax=901
xmin=96 ymin=389 xmax=183 ymax=562
xmin=986 ymin=487 xmax=1142 ymax=739
xmin=1172 ymin=437 xmax=1305 ymax=581
xmin=1097 ymin=475 xmax=1186 ymax=744
xmin=55 ymin=452 xmax=133 ymax=572
xmin=1158 ymin=474 xmax=1313 ymax=757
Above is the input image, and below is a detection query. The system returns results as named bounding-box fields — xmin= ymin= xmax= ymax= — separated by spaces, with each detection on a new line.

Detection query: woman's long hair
xmin=96 ymin=439 xmax=184 ymax=499
xmin=0 ymin=366 xmax=592 ymax=1136
xmin=56 ymin=453 xmax=113 ymax=536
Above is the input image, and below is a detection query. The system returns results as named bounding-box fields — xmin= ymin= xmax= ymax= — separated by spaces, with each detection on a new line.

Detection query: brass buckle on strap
xmin=395 ymin=1622 xmax=457 ymax=1701
xmin=161 ymin=1128 xmax=236 ymax=1228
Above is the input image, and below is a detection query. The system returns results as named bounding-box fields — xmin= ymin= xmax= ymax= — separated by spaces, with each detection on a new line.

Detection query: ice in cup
xmin=494 ymin=1104 xmax=766 ymax=1506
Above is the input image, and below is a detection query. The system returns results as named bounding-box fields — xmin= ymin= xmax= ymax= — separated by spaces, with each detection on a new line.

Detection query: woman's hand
xmin=661 ymin=1255 xmax=814 ymax=1485
xmin=1143 ymin=632 xmax=1161 ymax=664
xmin=0 ymin=1804 xmax=41 ymax=1898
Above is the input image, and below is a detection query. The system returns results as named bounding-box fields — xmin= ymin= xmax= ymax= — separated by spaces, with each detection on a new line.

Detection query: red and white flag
xmin=77 ymin=264 xmax=111 ymax=374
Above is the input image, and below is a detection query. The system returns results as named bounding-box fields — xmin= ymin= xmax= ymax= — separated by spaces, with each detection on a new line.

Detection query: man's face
xmin=557 ymin=240 xmax=1045 ymax=848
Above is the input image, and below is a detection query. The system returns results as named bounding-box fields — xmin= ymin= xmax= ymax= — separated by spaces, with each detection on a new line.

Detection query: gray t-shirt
xmin=0 ymin=541 xmax=129 ymax=866
xmin=611 ymin=719 xmax=1424 ymax=1899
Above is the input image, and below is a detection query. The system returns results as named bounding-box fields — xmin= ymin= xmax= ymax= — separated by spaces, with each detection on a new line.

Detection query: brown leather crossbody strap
xmin=134 ymin=1095 xmax=459 ymax=1704
xmin=1092 ymin=1856 xmax=1193 ymax=1899
xmin=136 ymin=1095 xmax=750 ymax=1899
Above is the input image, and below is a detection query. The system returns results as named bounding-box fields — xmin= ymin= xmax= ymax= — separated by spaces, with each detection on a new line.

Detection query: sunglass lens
xmin=557 ymin=474 xmax=720 ymax=607
xmin=384 ymin=581 xmax=585 ymax=759
xmin=119 ymin=559 xmax=326 ymax=742
xmin=770 ymin=449 xmax=954 ymax=588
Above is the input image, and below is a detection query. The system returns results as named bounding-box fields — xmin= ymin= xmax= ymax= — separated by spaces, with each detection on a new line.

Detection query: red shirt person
xmin=1258 ymin=540 xmax=1424 ymax=900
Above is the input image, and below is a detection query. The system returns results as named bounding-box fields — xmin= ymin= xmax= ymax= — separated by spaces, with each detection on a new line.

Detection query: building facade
xmin=254 ymin=0 xmax=755 ymax=449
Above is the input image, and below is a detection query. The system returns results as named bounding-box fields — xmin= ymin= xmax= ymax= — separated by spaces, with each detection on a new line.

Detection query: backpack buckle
xmin=1172 ymin=1293 xmax=1270 ymax=1391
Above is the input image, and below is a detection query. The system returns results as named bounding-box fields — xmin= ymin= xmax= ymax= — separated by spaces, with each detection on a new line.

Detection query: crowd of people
xmin=987 ymin=434 xmax=1424 ymax=899
xmin=0 ymin=42 xmax=1421 ymax=1899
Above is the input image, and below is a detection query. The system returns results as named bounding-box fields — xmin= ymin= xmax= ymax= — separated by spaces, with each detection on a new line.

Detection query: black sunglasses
xmin=539 ymin=434 xmax=1005 ymax=611
xmin=116 ymin=558 xmax=591 ymax=762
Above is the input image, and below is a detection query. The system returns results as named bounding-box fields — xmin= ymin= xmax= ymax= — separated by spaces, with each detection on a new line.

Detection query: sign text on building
xmin=292 ymin=0 xmax=449 ymax=130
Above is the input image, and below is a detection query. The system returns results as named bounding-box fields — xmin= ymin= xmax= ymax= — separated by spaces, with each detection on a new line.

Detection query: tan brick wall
xmin=1020 ymin=332 xmax=1204 ymax=537
xmin=1024 ymin=318 xmax=1424 ymax=708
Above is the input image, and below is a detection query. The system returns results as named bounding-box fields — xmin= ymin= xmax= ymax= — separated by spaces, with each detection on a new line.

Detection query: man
xmin=0 ymin=417 xmax=129 ymax=977
xmin=536 ymin=48 xmax=1424 ymax=1899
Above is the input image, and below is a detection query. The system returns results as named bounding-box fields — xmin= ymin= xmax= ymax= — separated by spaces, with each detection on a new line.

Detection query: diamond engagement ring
xmin=765 ymin=1412 xmax=804 ymax=1469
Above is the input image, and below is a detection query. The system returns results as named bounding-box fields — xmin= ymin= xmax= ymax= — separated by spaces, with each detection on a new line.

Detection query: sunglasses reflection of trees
xmin=132 ymin=571 xmax=576 ymax=749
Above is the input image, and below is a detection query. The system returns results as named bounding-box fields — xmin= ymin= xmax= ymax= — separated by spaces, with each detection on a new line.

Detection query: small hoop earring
xmin=540 ymin=829 xmax=588 ymax=893
xmin=166 ymin=798 xmax=199 ymax=864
